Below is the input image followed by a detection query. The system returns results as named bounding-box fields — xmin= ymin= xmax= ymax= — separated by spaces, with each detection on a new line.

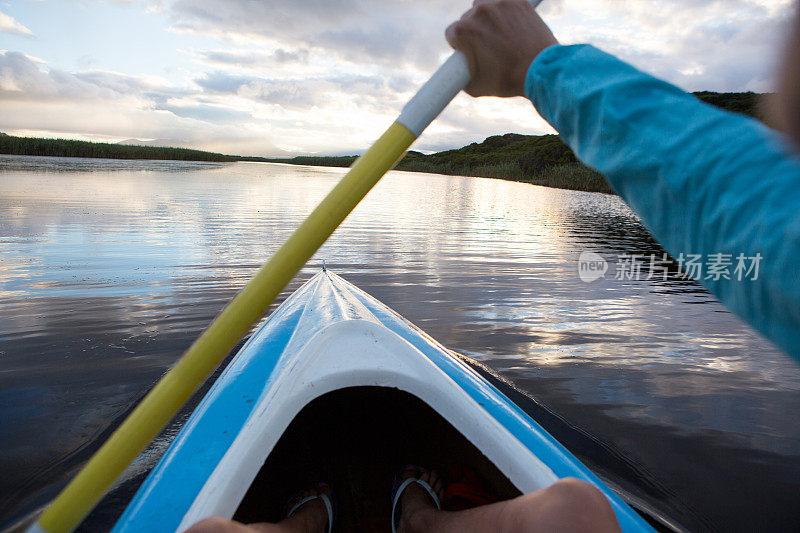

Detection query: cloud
xmin=153 ymin=0 xmax=798 ymax=159
xmin=162 ymin=0 xmax=793 ymax=152
xmin=0 ymin=11 xmax=33 ymax=36
xmin=75 ymin=71 xmax=168 ymax=94
xmin=167 ymin=0 xmax=793 ymax=93
xmin=192 ymin=48 xmax=310 ymax=69
xmin=0 ymin=51 xmax=282 ymax=155
xmin=194 ymin=70 xmax=411 ymax=113
xmin=169 ymin=0 xmax=462 ymax=71
xmin=546 ymin=0 xmax=793 ymax=91
xmin=154 ymin=103 xmax=251 ymax=123
xmin=193 ymin=71 xmax=253 ymax=93
xmin=1 ymin=0 xmax=795 ymax=156
xmin=0 ymin=51 xmax=104 ymax=100
xmin=0 ymin=52 xmax=187 ymax=104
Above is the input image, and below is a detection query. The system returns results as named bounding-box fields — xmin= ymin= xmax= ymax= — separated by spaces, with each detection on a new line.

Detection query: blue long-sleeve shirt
xmin=525 ymin=44 xmax=800 ymax=365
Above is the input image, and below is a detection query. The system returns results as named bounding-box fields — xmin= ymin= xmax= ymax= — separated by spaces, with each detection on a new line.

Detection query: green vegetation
xmin=694 ymin=91 xmax=763 ymax=117
xmin=265 ymin=91 xmax=766 ymax=194
xmin=265 ymin=133 xmax=613 ymax=193
xmin=0 ymin=92 xmax=766 ymax=194
xmin=257 ymin=155 xmax=358 ymax=167
xmin=403 ymin=132 xmax=610 ymax=191
xmin=0 ymin=135 xmax=236 ymax=162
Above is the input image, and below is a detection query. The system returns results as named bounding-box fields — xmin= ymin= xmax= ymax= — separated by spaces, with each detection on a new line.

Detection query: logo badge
xmin=578 ymin=251 xmax=608 ymax=283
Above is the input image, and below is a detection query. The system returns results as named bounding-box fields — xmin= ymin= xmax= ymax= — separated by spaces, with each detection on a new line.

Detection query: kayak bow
xmin=112 ymin=271 xmax=655 ymax=532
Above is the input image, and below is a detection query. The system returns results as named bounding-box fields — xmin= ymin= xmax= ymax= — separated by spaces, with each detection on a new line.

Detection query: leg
xmin=400 ymin=475 xmax=621 ymax=533
xmin=185 ymin=516 xmax=288 ymax=533
xmin=186 ymin=486 xmax=331 ymax=533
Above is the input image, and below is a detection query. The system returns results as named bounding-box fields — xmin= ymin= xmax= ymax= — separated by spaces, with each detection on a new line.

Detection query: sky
xmin=0 ymin=0 xmax=795 ymax=156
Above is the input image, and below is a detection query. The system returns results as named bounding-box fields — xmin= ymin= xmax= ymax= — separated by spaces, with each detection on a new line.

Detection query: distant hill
xmin=693 ymin=91 xmax=763 ymax=117
xmin=265 ymin=91 xmax=767 ymax=194
xmin=117 ymin=138 xmax=182 ymax=147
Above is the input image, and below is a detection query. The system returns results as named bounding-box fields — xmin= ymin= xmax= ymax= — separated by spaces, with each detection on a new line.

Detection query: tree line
xmin=0 ymin=135 xmax=236 ymax=162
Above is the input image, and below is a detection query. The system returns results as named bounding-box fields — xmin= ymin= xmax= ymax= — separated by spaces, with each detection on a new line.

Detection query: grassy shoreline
xmin=403 ymin=159 xmax=613 ymax=193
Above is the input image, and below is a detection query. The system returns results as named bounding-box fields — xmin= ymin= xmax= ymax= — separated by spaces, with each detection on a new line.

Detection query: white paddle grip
xmin=397 ymin=51 xmax=471 ymax=137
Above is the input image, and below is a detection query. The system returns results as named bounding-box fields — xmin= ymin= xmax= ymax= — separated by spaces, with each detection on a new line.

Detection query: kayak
xmin=112 ymin=270 xmax=659 ymax=532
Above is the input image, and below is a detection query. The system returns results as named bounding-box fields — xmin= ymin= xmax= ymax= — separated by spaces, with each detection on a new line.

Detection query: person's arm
xmin=447 ymin=0 xmax=800 ymax=363
xmin=526 ymin=44 xmax=800 ymax=363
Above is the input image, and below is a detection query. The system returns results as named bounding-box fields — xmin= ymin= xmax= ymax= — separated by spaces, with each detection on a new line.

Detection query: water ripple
xmin=0 ymin=156 xmax=799 ymax=530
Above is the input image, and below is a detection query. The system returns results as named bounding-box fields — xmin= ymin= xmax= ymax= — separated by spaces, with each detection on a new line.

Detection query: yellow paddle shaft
xmin=35 ymin=121 xmax=416 ymax=533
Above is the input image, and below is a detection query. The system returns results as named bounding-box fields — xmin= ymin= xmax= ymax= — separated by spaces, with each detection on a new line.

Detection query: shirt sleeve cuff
xmin=524 ymin=44 xmax=597 ymax=108
xmin=524 ymin=44 xmax=564 ymax=102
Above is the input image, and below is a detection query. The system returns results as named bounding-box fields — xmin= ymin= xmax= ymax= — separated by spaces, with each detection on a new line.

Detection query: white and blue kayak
xmin=112 ymin=271 xmax=660 ymax=532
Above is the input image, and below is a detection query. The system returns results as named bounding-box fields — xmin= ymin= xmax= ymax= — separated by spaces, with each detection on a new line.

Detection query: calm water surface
xmin=1 ymin=155 xmax=799 ymax=531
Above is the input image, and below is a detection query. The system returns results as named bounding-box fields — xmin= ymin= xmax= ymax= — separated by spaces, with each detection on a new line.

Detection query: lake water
xmin=1 ymin=155 xmax=799 ymax=531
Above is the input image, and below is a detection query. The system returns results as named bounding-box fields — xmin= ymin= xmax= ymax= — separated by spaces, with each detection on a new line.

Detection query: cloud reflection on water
xmin=0 ymin=157 xmax=799 ymax=530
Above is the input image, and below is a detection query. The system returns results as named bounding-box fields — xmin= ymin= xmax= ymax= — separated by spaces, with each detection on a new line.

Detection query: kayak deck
xmin=234 ymin=386 xmax=521 ymax=530
xmin=114 ymin=271 xmax=655 ymax=532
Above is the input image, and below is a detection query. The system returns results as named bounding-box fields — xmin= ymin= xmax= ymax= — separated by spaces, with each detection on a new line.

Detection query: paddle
xmin=29 ymin=2 xmax=544 ymax=531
